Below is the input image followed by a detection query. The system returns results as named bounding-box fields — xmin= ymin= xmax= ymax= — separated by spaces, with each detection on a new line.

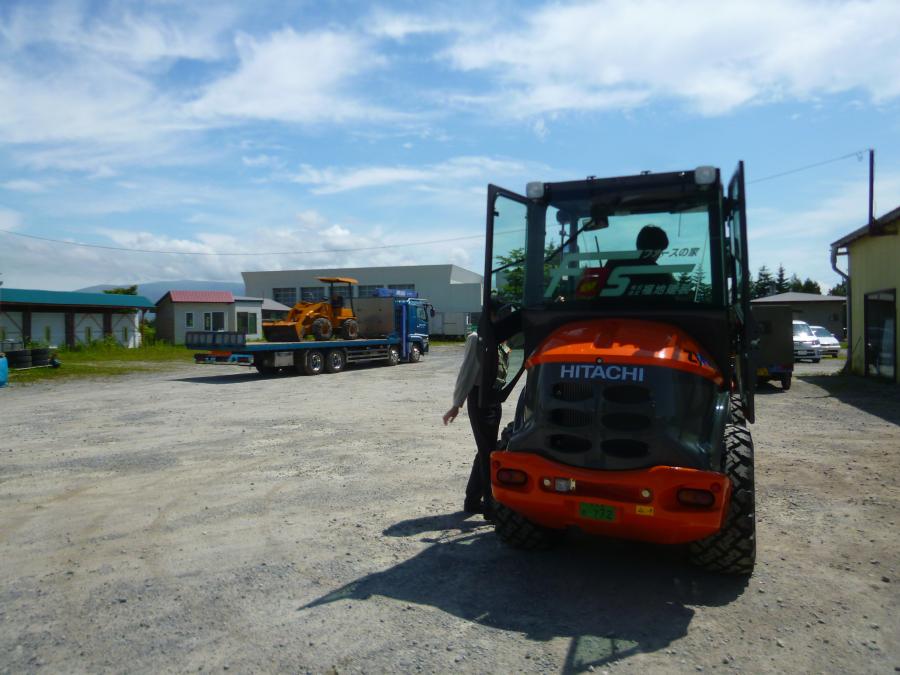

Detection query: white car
xmin=810 ymin=325 xmax=841 ymax=358
xmin=792 ymin=320 xmax=821 ymax=362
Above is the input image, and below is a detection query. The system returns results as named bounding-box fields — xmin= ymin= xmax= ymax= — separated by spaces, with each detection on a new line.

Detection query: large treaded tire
xmin=780 ymin=373 xmax=792 ymax=390
xmin=689 ymin=421 xmax=756 ymax=575
xmin=407 ymin=343 xmax=421 ymax=363
xmin=492 ymin=421 xmax=561 ymax=551
xmin=340 ymin=319 xmax=359 ymax=340
xmin=493 ymin=502 xmax=558 ymax=551
xmin=311 ymin=318 xmax=333 ymax=341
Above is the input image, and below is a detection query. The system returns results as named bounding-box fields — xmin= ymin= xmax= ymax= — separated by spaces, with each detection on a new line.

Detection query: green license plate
xmin=578 ymin=502 xmax=617 ymax=522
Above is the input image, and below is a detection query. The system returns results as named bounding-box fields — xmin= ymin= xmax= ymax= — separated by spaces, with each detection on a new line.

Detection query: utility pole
xmin=867 ymin=148 xmax=876 ymax=234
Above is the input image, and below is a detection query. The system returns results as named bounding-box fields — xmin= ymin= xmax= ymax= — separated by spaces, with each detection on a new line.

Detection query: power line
xmin=749 ymin=149 xmax=869 ymax=184
xmin=0 ymin=150 xmax=872 ymax=256
xmin=0 ymin=227 xmax=521 ymax=256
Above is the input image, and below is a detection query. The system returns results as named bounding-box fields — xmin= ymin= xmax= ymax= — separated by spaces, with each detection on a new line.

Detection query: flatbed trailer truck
xmin=186 ymin=296 xmax=430 ymax=375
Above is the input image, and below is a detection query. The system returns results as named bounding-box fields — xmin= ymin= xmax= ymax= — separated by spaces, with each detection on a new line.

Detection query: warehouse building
xmin=831 ymin=205 xmax=899 ymax=383
xmin=242 ymin=264 xmax=483 ymax=336
xmin=0 ymin=288 xmax=154 ymax=348
xmin=751 ymin=292 xmax=846 ymax=338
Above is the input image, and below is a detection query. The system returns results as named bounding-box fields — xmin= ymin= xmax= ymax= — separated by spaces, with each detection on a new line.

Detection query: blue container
xmin=0 ymin=355 xmax=8 ymax=388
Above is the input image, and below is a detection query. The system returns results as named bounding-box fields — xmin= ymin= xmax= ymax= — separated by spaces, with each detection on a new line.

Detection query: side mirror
xmin=430 ymin=308 xmax=435 ymax=318
xmin=584 ymin=203 xmax=609 ymax=231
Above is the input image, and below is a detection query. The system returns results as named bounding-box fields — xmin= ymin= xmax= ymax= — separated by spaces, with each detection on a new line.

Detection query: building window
xmin=204 ymin=312 xmax=225 ymax=331
xmin=357 ymin=285 xmax=379 ymax=298
xmin=273 ymin=287 xmax=297 ymax=306
xmin=301 ymin=286 xmax=326 ymax=302
xmin=237 ymin=312 xmax=258 ymax=335
xmin=185 ymin=312 xmax=194 ymax=328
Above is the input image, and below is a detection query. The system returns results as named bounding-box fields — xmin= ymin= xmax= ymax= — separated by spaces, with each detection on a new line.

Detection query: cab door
xmin=726 ymin=161 xmax=755 ymax=422
xmin=478 ymin=185 xmax=529 ymax=405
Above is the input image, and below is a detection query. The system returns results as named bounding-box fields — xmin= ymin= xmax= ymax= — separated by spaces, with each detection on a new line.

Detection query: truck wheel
xmin=340 ymin=319 xmax=359 ymax=340
xmin=387 ymin=347 xmax=400 ymax=366
xmin=811 ymin=357 xmax=820 ymax=363
xmin=407 ymin=344 xmax=421 ymax=363
xmin=493 ymin=503 xmax=559 ymax=551
xmin=311 ymin=318 xmax=333 ymax=341
xmin=325 ymin=349 xmax=346 ymax=374
xmin=780 ymin=373 xmax=792 ymax=390
xmin=303 ymin=350 xmax=324 ymax=375
xmin=688 ymin=423 xmax=756 ymax=575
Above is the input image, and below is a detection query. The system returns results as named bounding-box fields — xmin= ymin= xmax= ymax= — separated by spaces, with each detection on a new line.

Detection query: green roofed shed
xmin=0 ymin=288 xmax=153 ymax=348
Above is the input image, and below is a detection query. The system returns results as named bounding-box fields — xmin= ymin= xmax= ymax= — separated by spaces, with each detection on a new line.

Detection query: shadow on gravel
xmin=302 ymin=520 xmax=748 ymax=672
xmin=799 ymin=374 xmax=900 ymax=425
xmin=754 ymin=380 xmax=788 ymax=395
xmin=171 ymin=373 xmax=265 ymax=385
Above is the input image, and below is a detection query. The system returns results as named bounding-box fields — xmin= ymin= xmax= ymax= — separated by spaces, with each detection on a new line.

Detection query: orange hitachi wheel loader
xmin=262 ymin=277 xmax=360 ymax=342
xmin=477 ymin=164 xmax=757 ymax=574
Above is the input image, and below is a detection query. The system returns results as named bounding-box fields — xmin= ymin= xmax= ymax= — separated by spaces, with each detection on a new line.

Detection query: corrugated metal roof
xmin=752 ymin=292 xmax=846 ymax=303
xmin=162 ymin=290 xmax=234 ymax=304
xmin=0 ymin=288 xmax=155 ymax=309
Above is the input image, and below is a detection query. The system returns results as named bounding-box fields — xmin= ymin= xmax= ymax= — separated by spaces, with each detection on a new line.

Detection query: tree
xmin=774 ymin=265 xmax=789 ymax=294
xmin=494 ymin=244 xmax=559 ymax=303
xmin=104 ymin=285 xmax=138 ymax=295
xmin=788 ymin=273 xmax=804 ymax=293
xmin=753 ymin=265 xmax=775 ymax=299
xmin=828 ymin=280 xmax=847 ymax=296
xmin=800 ymin=278 xmax=822 ymax=295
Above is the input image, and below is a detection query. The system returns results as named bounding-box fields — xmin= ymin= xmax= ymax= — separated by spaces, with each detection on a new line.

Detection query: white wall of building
xmin=242 ymin=264 xmax=483 ymax=335
xmin=74 ymin=313 xmax=105 ymax=344
xmin=0 ymin=310 xmax=24 ymax=344
xmin=111 ymin=313 xmax=142 ymax=347
xmin=31 ymin=312 xmax=66 ymax=346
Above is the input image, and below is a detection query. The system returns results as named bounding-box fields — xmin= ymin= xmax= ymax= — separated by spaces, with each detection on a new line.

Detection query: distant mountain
xmin=77 ymin=280 xmax=245 ymax=304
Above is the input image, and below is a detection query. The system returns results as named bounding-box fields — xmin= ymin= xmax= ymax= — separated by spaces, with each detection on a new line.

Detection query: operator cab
xmin=480 ymin=164 xmax=754 ymax=424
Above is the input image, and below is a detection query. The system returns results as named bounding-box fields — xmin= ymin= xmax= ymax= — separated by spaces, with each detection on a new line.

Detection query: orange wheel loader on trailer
xmin=262 ymin=277 xmax=360 ymax=342
xmin=478 ymin=164 xmax=757 ymax=574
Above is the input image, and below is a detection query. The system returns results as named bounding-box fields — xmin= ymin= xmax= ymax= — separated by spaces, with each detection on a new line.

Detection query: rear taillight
xmin=677 ymin=488 xmax=715 ymax=507
xmin=496 ymin=469 xmax=528 ymax=486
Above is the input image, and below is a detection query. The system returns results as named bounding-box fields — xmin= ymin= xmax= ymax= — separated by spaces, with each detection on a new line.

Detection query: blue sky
xmin=1 ymin=0 xmax=898 ymax=292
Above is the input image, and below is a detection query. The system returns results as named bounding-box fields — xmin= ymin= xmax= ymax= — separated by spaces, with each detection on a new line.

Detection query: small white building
xmin=242 ymin=264 xmax=483 ymax=336
xmin=155 ymin=291 xmax=268 ymax=344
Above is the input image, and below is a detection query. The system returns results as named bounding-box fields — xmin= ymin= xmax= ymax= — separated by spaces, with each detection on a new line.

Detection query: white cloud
xmin=0 ymin=206 xmax=23 ymax=231
xmin=0 ymin=2 xmax=230 ymax=65
xmin=190 ymin=28 xmax=389 ymax=124
xmin=290 ymin=155 xmax=535 ymax=194
xmin=1 ymin=179 xmax=46 ymax=193
xmin=0 ymin=211 xmax=488 ymax=290
xmin=365 ymin=10 xmax=476 ymax=40
xmin=440 ymin=0 xmax=900 ymax=117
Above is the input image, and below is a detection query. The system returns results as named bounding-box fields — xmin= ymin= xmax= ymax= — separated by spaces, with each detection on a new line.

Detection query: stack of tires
xmin=30 ymin=348 xmax=51 ymax=367
xmin=5 ymin=349 xmax=31 ymax=369
xmin=4 ymin=348 xmax=52 ymax=369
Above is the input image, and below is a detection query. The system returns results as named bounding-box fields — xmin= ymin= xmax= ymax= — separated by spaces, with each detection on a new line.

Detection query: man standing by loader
xmin=442 ymin=297 xmax=509 ymax=519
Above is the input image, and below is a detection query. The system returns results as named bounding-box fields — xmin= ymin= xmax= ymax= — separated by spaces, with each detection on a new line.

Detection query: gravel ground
xmin=1 ymin=346 xmax=897 ymax=674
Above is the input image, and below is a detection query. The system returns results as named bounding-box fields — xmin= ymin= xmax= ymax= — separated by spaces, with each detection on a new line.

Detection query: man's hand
xmin=442 ymin=406 xmax=460 ymax=425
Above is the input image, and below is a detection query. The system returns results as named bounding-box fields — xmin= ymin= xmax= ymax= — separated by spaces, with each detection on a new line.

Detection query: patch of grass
xmin=6 ymin=342 xmax=194 ymax=385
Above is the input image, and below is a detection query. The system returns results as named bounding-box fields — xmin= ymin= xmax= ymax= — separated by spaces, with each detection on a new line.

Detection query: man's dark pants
xmin=464 ymin=386 xmax=502 ymax=514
